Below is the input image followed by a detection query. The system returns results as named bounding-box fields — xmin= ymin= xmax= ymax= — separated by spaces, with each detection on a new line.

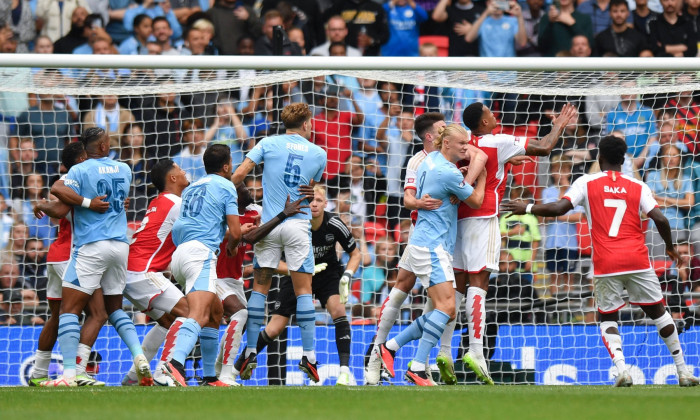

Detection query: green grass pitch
xmin=1 ymin=386 xmax=699 ymax=420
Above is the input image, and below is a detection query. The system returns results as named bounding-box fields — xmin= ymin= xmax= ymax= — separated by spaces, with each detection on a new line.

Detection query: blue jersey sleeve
xmin=64 ymin=165 xmax=82 ymax=194
xmin=247 ymin=138 xmax=266 ymax=164
xmin=314 ymin=148 xmax=327 ymax=182
xmin=443 ymin=167 xmax=473 ymax=201
xmin=224 ymin=183 xmax=239 ymax=216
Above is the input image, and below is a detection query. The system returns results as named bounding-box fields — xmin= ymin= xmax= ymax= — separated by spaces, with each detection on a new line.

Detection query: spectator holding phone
xmin=537 ymin=0 xmax=594 ymax=56
xmin=465 ymin=0 xmax=526 ymax=57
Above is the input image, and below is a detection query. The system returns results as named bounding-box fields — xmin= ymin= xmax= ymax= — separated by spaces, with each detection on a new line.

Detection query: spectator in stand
xmin=16 ymin=93 xmax=73 ymax=174
xmin=606 ymin=88 xmax=657 ymax=168
xmin=383 ymin=108 xmax=414 ymax=231
xmin=676 ymin=240 xmax=700 ymax=292
xmin=310 ymin=15 xmax=362 ymax=57
xmin=595 ymin=0 xmax=650 ymax=57
xmin=119 ymin=123 xmax=150 ymax=221
xmin=172 ymin=118 xmax=207 ymax=182
xmin=500 ymin=186 xmax=540 ymax=275
xmin=0 ymin=258 xmax=42 ymax=325
xmin=335 ymin=155 xmax=386 ymax=219
xmin=518 ymin=0 xmax=544 ymax=56
xmin=311 ymin=85 xmax=364 ymax=183
xmin=632 ymin=0 xmax=658 ymax=36
xmin=20 ymin=238 xmax=47 ymax=301
xmin=577 ymin=0 xmax=627 ymax=36
xmin=323 ymin=0 xmax=389 ymax=56
xmin=0 ymin=195 xmax=13 ymax=249
xmin=254 ymin=10 xmax=303 ymax=56
xmin=541 ymin=155 xmax=585 ymax=296
xmin=488 ymin=250 xmax=544 ymax=323
xmin=13 ymin=174 xmax=55 ymax=247
xmin=537 ymin=0 xmax=594 ymax=56
xmin=207 ymin=0 xmax=261 ymax=55
xmin=71 ymin=13 xmax=111 ymax=54
xmin=686 ymin=157 xmax=700 ymax=252
xmin=144 ymin=83 xmax=183 ymax=161
xmin=648 ymin=0 xmax=697 ymax=57
xmin=190 ymin=17 xmax=219 ymax=55
xmin=262 ymin=0 xmax=323 ymax=51
xmin=36 ymin=0 xmax=91 ymax=42
xmin=152 ymin=16 xmax=179 ymax=55
xmin=643 ymin=120 xmax=687 ymax=172
xmin=381 ymin=0 xmax=428 ymax=57
xmin=0 ymin=0 xmax=36 ymax=53
xmin=287 ymin=26 xmax=306 ymax=54
xmin=123 ymin=0 xmax=183 ymax=41
xmin=465 ymin=0 xmax=527 ymax=57
xmin=52 ymin=9 xmax=91 ymax=53
xmin=432 ymin=0 xmax=484 ymax=57
xmin=329 ymin=41 xmax=347 ymax=56
xmin=206 ymin=101 xmax=250 ymax=167
xmin=119 ymin=13 xmax=153 ymax=54
xmin=170 ymin=0 xmax=202 ymax=24
xmin=82 ymin=95 xmax=136 ymax=148
xmin=360 ymin=236 xmax=398 ymax=306
xmin=5 ymin=223 xmax=28 ymax=263
xmin=10 ymin=138 xmax=48 ymax=200
xmin=666 ymin=87 xmax=700 ymax=155
xmin=106 ymin=0 xmax=135 ymax=44
xmin=567 ymin=34 xmax=592 ymax=57
xmin=364 ymin=86 xmax=401 ymax=171
xmin=645 ymin=143 xmax=694 ymax=257
xmin=683 ymin=0 xmax=700 ymax=42
xmin=33 ymin=35 xmax=54 ymax=53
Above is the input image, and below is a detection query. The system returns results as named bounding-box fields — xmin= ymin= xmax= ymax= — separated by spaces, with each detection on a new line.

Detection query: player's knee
xmin=171 ymin=298 xmax=189 ymax=318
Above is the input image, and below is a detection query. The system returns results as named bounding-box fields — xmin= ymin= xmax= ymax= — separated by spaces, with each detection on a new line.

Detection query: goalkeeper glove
xmin=339 ymin=270 xmax=353 ymax=304
xmin=313 ymin=262 xmax=328 ymax=276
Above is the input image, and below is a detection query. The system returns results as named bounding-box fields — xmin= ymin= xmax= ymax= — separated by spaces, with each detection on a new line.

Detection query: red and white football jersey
xmin=404 ymin=150 xmax=428 ymax=225
xmin=217 ymin=204 xmax=262 ymax=280
xmin=459 ymin=134 xmax=528 ymax=220
xmin=47 ymin=175 xmax=73 ymax=264
xmin=563 ymin=171 xmax=658 ymax=277
xmin=127 ymin=193 xmax=181 ymax=273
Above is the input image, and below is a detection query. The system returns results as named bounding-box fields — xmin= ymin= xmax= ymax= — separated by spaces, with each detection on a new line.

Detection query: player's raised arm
xmin=33 ymin=196 xmax=71 ymax=220
xmin=232 ymin=157 xmax=256 ymax=185
xmin=242 ymin=195 xmax=309 ymax=244
xmin=524 ymin=103 xmax=578 ymax=156
xmin=501 ymin=197 xmax=574 ymax=217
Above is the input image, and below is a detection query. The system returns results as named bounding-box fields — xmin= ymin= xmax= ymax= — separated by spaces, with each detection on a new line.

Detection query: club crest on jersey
xmin=604 ymin=185 xmax=627 ymax=194
xmin=326 ymin=234 xmax=334 ymax=242
xmin=407 ymin=178 xmax=415 ymax=184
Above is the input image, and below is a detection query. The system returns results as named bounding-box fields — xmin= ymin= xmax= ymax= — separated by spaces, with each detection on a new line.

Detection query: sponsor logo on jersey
xmin=604 ymin=186 xmax=627 ymax=194
xmin=326 ymin=234 xmax=334 ymax=243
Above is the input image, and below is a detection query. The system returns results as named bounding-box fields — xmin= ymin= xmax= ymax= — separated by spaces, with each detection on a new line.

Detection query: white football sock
xmin=217 ymin=310 xmax=247 ymax=378
xmin=440 ymin=291 xmax=464 ymax=355
xmin=466 ymin=287 xmax=487 ymax=357
xmin=76 ymin=344 xmax=91 ymax=376
xmin=375 ymin=288 xmax=408 ymax=348
xmin=303 ymin=350 xmax=316 ymax=364
xmin=32 ymin=350 xmax=52 ymax=378
xmin=654 ymin=312 xmax=686 ymax=371
xmin=600 ymin=321 xmax=626 ymax=373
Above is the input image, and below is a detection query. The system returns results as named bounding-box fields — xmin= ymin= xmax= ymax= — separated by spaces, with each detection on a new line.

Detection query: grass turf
xmin=1 ymin=386 xmax=699 ymax=419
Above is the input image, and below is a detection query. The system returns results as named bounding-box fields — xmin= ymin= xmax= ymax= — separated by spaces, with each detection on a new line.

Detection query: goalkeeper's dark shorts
xmin=271 ymin=268 xmax=342 ymax=317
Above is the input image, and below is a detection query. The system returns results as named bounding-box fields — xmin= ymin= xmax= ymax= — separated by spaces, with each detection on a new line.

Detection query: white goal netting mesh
xmin=0 ymin=62 xmax=699 ymax=386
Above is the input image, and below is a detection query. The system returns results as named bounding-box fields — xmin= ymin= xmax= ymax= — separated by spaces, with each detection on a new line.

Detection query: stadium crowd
xmin=0 ymin=0 xmax=699 ymax=334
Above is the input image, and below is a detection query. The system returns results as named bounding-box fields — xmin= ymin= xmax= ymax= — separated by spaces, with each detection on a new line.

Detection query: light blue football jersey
xmin=64 ymin=157 xmax=132 ymax=247
xmin=246 ymin=133 xmax=326 ymax=223
xmin=172 ymin=174 xmax=238 ymax=252
xmin=410 ymin=151 xmax=474 ymax=254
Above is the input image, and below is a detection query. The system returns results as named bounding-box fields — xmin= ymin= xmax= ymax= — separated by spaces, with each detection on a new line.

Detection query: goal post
xmin=0 ymin=55 xmax=698 ymax=386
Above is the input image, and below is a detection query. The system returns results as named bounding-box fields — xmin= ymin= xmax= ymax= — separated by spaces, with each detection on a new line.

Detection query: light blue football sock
xmin=171 ymin=318 xmax=201 ymax=365
xmin=414 ymin=309 xmax=450 ymax=366
xmin=245 ymin=291 xmax=267 ymax=352
xmin=296 ymin=294 xmax=316 ymax=353
xmin=57 ymin=313 xmax=80 ymax=376
xmin=394 ymin=313 xmax=429 ymax=349
xmin=200 ymin=327 xmax=219 ymax=378
xmin=109 ymin=309 xmax=144 ymax=358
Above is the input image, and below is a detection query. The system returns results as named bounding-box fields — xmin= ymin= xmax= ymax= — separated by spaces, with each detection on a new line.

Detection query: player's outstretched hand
xmin=552 ymin=103 xmax=578 ymax=127
xmin=420 ymin=194 xmax=443 ymax=210
xmin=508 ymin=155 xmax=535 ymax=166
xmin=90 ymin=195 xmax=110 ymax=213
xmin=298 ymin=184 xmax=315 ymax=200
xmin=283 ymin=194 xmax=310 ymax=217
xmin=241 ymin=222 xmax=256 ymax=235
xmin=313 ymin=262 xmax=328 ymax=276
xmin=33 ymin=200 xmax=46 ymax=219
xmin=500 ymin=200 xmax=527 ymax=215
xmin=666 ymin=246 xmax=681 ymax=266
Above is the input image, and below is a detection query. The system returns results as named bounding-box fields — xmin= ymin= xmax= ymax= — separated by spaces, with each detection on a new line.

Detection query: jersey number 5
xmin=284 ymin=153 xmax=303 ymax=187
xmin=97 ymin=178 xmax=126 ymax=213
xmin=603 ymin=199 xmax=626 ymax=237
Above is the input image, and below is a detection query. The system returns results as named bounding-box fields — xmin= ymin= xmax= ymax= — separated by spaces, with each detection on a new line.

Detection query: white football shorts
xmin=594 ymin=269 xmax=664 ymax=314
xmin=216 ymin=277 xmax=247 ymax=306
xmin=171 ymin=240 xmax=218 ymax=295
xmin=253 ymin=219 xmax=314 ymax=273
xmin=453 ymin=216 xmax=500 ymax=274
xmin=123 ymin=271 xmax=184 ymax=320
xmin=62 ymin=240 xmax=129 ymax=296
xmin=46 ymin=262 xmax=67 ymax=300
xmin=398 ymin=243 xmax=455 ymax=289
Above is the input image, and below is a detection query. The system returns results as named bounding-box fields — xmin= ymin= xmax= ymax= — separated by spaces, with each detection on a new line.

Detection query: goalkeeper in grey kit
xmin=239 ymin=185 xmax=361 ymax=385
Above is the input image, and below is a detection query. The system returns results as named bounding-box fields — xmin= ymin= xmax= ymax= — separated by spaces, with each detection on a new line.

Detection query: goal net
xmin=0 ymin=56 xmax=698 ymax=386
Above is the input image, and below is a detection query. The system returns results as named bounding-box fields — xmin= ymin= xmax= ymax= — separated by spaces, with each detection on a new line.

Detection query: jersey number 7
xmin=603 ymin=198 xmax=626 ymax=237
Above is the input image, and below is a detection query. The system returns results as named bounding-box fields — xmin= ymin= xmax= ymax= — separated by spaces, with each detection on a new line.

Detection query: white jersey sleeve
xmin=479 ymin=134 xmax=528 ymax=164
xmin=639 ymin=182 xmax=659 ymax=215
xmin=158 ymin=194 xmax=182 ymax=242
xmin=403 ymin=152 xmax=426 ymax=191
xmin=563 ymin=175 xmax=588 ymax=208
